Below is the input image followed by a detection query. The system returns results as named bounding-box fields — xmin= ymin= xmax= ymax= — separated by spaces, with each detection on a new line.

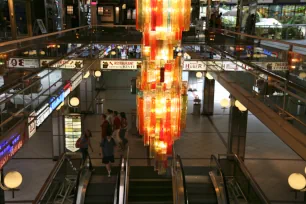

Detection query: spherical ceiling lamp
xmin=122 ymin=4 xmax=126 ymax=9
xmin=177 ymin=52 xmax=182 ymax=56
xmin=94 ymin=70 xmax=102 ymax=78
xmin=4 ymin=171 xmax=23 ymax=189
xmin=40 ymin=51 xmax=45 ymax=55
xmin=288 ymin=173 xmax=306 ymax=190
xmin=84 ymin=71 xmax=90 ymax=79
xmin=70 ymin=97 xmax=80 ymax=107
xmin=220 ymin=98 xmax=230 ymax=108
xmin=111 ymin=51 xmax=116 ymax=55
xmin=299 ymin=72 xmax=306 ymax=78
xmin=206 ymin=72 xmax=214 ymax=80
xmin=238 ymin=104 xmax=247 ymax=112
xmin=196 ymin=72 xmax=203 ymax=78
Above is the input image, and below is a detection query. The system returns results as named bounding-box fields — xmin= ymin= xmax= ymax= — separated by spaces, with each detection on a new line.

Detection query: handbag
xmin=75 ymin=138 xmax=81 ymax=148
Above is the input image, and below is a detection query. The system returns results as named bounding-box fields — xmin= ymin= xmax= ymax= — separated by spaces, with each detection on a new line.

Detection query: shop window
xmin=132 ymin=9 xmax=136 ymax=20
xmin=127 ymin=9 xmax=131 ymax=19
xmin=295 ymin=5 xmax=306 ymax=17
xmin=282 ymin=5 xmax=295 ymax=18
xmin=257 ymin=5 xmax=269 ymax=18
xmin=268 ymin=5 xmax=282 ymax=20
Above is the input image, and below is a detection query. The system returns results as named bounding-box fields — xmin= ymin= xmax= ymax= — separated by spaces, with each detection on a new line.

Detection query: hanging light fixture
xmin=136 ymin=0 xmax=191 ymax=174
xmin=0 ymin=171 xmax=23 ymax=198
xmin=206 ymin=72 xmax=214 ymax=80
xmin=220 ymin=98 xmax=229 ymax=109
xmin=84 ymin=71 xmax=90 ymax=79
xmin=94 ymin=70 xmax=102 ymax=78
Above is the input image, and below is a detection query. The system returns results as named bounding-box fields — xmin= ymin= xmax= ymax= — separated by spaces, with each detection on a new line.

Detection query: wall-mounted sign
xmin=183 ymin=61 xmax=206 ymax=71
xmin=8 ymin=58 xmax=39 ymax=68
xmin=254 ymin=62 xmax=288 ymax=71
xmin=100 ymin=60 xmax=142 ymax=70
xmin=40 ymin=59 xmax=83 ymax=69
xmin=71 ymin=71 xmax=83 ymax=91
xmin=0 ymin=134 xmax=23 ymax=169
xmin=28 ymin=111 xmax=36 ymax=138
xmin=65 ymin=114 xmax=82 ymax=152
xmin=49 ymin=84 xmax=71 ymax=111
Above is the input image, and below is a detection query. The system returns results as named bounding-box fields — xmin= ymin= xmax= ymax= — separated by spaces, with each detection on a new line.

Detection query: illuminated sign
xmin=0 ymin=134 xmax=23 ymax=169
xmin=71 ymin=71 xmax=83 ymax=91
xmin=28 ymin=111 xmax=36 ymax=138
xmin=36 ymin=104 xmax=52 ymax=127
xmin=100 ymin=60 xmax=142 ymax=70
xmin=49 ymin=84 xmax=71 ymax=111
xmin=40 ymin=59 xmax=83 ymax=69
xmin=8 ymin=58 xmax=39 ymax=68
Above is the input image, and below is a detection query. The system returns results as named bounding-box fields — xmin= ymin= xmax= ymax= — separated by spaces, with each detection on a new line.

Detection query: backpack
xmin=75 ymin=138 xmax=81 ymax=148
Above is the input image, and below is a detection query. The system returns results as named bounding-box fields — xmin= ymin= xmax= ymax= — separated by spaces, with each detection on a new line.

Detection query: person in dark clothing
xmin=245 ymin=14 xmax=256 ymax=35
xmin=100 ymin=114 xmax=109 ymax=140
xmin=80 ymin=129 xmax=94 ymax=170
xmin=100 ymin=134 xmax=116 ymax=177
xmin=119 ymin=112 xmax=128 ymax=150
xmin=216 ymin=12 xmax=223 ymax=29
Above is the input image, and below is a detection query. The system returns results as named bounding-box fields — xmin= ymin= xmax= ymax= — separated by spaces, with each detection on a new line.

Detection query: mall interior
xmin=0 ymin=0 xmax=306 ymax=204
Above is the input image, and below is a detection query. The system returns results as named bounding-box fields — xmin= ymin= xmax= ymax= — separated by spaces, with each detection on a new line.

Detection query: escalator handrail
xmin=113 ymin=155 xmax=124 ymax=204
xmin=72 ymin=154 xmax=91 ymax=204
xmin=34 ymin=153 xmax=66 ymax=203
xmin=233 ymin=155 xmax=270 ymax=204
xmin=176 ymin=154 xmax=189 ymax=204
xmin=123 ymin=146 xmax=130 ymax=204
xmin=210 ymin=155 xmax=230 ymax=204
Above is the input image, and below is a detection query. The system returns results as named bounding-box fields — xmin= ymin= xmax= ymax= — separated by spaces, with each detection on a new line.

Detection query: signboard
xmin=183 ymin=61 xmax=206 ymax=71
xmin=100 ymin=60 xmax=142 ymax=70
xmin=0 ymin=134 xmax=23 ymax=169
xmin=40 ymin=59 xmax=83 ymax=69
xmin=254 ymin=62 xmax=288 ymax=71
xmin=36 ymin=104 xmax=52 ymax=127
xmin=8 ymin=58 xmax=39 ymax=68
xmin=65 ymin=114 xmax=82 ymax=152
xmin=28 ymin=111 xmax=36 ymax=138
xmin=71 ymin=71 xmax=83 ymax=91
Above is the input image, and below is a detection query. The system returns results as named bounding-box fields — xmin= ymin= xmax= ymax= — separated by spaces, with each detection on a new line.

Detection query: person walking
xmin=79 ymin=129 xmax=94 ymax=170
xmin=216 ymin=12 xmax=223 ymax=29
xmin=112 ymin=111 xmax=122 ymax=144
xmin=101 ymin=114 xmax=109 ymax=141
xmin=119 ymin=112 xmax=128 ymax=150
xmin=100 ymin=134 xmax=116 ymax=177
xmin=106 ymin=109 xmax=114 ymax=128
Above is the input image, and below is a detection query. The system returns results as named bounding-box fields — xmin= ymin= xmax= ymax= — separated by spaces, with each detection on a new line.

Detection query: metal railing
xmin=113 ymin=155 xmax=124 ymax=204
xmin=218 ymin=154 xmax=270 ymax=204
xmin=210 ymin=155 xmax=230 ymax=204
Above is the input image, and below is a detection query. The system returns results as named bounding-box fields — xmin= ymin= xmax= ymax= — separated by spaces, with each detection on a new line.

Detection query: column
xmin=227 ymin=97 xmax=248 ymax=160
xmin=0 ymin=170 xmax=4 ymax=203
xmin=206 ymin=0 xmax=211 ymax=30
xmin=52 ymin=111 xmax=65 ymax=160
xmin=80 ymin=76 xmax=94 ymax=113
xmin=235 ymin=0 xmax=243 ymax=32
xmin=26 ymin=0 xmax=33 ymax=37
xmin=8 ymin=0 xmax=17 ymax=40
xmin=202 ymin=76 xmax=215 ymax=115
xmin=91 ymin=4 xmax=97 ymax=26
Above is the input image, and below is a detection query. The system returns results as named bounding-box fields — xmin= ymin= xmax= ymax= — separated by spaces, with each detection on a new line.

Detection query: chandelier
xmin=136 ymin=0 xmax=190 ymax=173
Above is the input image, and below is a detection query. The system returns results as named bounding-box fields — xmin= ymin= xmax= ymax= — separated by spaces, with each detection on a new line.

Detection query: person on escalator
xmin=79 ymin=129 xmax=94 ymax=171
xmin=100 ymin=131 xmax=116 ymax=177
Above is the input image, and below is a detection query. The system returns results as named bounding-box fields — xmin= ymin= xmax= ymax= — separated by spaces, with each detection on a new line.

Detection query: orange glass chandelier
xmin=136 ymin=0 xmax=190 ymax=173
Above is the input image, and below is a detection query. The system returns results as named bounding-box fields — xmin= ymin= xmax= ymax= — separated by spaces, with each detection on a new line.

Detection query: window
xmin=257 ymin=5 xmax=269 ymax=18
xmin=127 ymin=9 xmax=131 ymax=19
xmin=268 ymin=5 xmax=282 ymax=20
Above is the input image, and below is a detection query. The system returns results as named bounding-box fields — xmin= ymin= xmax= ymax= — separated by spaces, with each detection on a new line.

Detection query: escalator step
xmin=86 ymin=183 xmax=115 ymax=196
xmin=183 ymin=166 xmax=212 ymax=176
xmin=128 ymin=194 xmax=173 ymax=202
xmin=129 ymin=186 xmax=173 ymax=195
xmin=84 ymin=195 xmax=114 ymax=203
xmin=91 ymin=167 xmax=120 ymax=175
xmin=129 ymin=166 xmax=170 ymax=179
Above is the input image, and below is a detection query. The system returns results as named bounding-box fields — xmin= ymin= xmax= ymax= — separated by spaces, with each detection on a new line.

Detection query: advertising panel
xmin=254 ymin=62 xmax=288 ymax=71
xmin=65 ymin=114 xmax=82 ymax=152
xmin=40 ymin=59 xmax=83 ymax=69
xmin=100 ymin=60 xmax=142 ymax=70
xmin=28 ymin=111 xmax=36 ymax=138
xmin=8 ymin=58 xmax=39 ymax=68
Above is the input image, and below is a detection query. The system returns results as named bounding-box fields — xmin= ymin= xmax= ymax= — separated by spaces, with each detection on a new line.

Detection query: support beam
xmin=227 ymin=97 xmax=248 ymax=160
xmin=52 ymin=111 xmax=65 ymax=160
xmin=8 ymin=0 xmax=17 ymax=40
xmin=235 ymin=0 xmax=243 ymax=32
xmin=26 ymin=0 xmax=33 ymax=37
xmin=202 ymin=77 xmax=215 ymax=115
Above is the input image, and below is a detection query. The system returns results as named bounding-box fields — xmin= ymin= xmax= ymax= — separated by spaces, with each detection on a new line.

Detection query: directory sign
xmin=100 ymin=60 xmax=142 ymax=70
xmin=8 ymin=58 xmax=39 ymax=68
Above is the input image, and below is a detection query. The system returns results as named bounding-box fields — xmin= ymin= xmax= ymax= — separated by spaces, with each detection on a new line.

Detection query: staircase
xmin=84 ymin=166 xmax=119 ymax=204
xmin=184 ymin=166 xmax=217 ymax=204
xmin=128 ymin=166 xmax=173 ymax=204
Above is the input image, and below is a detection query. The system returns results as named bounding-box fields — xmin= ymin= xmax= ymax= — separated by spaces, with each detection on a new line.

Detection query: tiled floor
xmin=4 ymin=77 xmax=306 ymax=204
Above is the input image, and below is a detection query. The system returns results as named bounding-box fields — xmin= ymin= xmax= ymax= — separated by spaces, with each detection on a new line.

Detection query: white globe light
xmin=238 ymin=105 xmax=247 ymax=112
xmin=206 ymin=73 xmax=214 ymax=80
xmin=177 ymin=52 xmax=182 ymax=56
xmin=94 ymin=70 xmax=102 ymax=77
xmin=299 ymin=72 xmax=306 ymax=78
xmin=220 ymin=98 xmax=229 ymax=108
xmin=84 ymin=71 xmax=90 ymax=79
xmin=111 ymin=51 xmax=116 ymax=55
xmin=288 ymin=173 xmax=306 ymax=190
xmin=70 ymin=97 xmax=80 ymax=107
xmin=4 ymin=171 xmax=23 ymax=189
xmin=196 ymin=72 xmax=203 ymax=78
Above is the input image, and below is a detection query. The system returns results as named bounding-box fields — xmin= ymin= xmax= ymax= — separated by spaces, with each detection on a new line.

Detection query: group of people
xmin=77 ymin=109 xmax=129 ymax=177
